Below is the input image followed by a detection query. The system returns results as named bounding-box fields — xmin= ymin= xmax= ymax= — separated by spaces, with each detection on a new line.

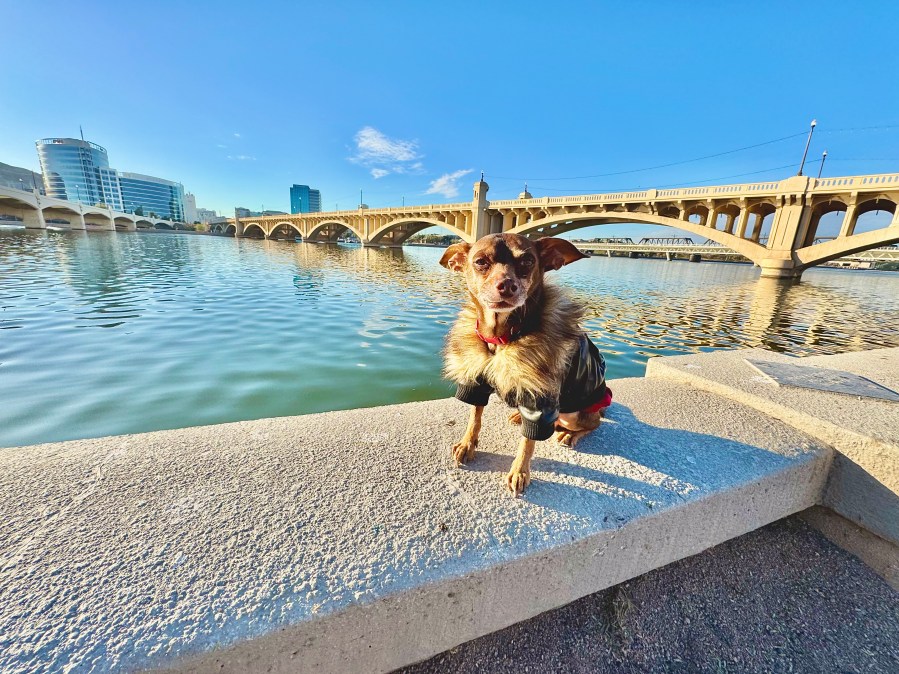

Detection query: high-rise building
xmin=35 ymin=138 xmax=123 ymax=209
xmin=196 ymin=208 xmax=218 ymax=224
xmin=35 ymin=136 xmax=193 ymax=220
xmin=118 ymin=172 xmax=185 ymax=221
xmin=290 ymin=184 xmax=321 ymax=214
xmin=183 ymin=192 xmax=198 ymax=223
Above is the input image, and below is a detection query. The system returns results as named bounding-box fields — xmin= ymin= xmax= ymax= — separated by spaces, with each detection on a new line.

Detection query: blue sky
xmin=2 ymin=1 xmax=898 ymax=238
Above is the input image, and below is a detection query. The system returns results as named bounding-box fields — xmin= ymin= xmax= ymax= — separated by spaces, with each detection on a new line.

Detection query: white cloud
xmin=227 ymin=154 xmax=256 ymax=161
xmin=216 ymin=144 xmax=227 ymax=148
xmin=354 ymin=126 xmax=419 ymax=162
xmin=233 ymin=133 xmax=241 ymax=139
xmin=425 ymin=169 xmax=474 ymax=199
xmin=350 ymin=126 xmax=424 ymax=178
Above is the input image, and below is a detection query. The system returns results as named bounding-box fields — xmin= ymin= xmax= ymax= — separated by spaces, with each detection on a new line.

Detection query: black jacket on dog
xmin=455 ymin=334 xmax=609 ymax=441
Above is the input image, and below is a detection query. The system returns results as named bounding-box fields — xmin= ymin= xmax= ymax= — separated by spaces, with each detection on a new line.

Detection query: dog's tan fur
xmin=443 ymin=283 xmax=584 ymax=404
xmin=441 ymin=233 xmax=602 ymax=495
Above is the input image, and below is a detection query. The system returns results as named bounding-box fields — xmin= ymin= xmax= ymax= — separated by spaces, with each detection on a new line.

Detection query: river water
xmin=1 ymin=228 xmax=897 ymax=448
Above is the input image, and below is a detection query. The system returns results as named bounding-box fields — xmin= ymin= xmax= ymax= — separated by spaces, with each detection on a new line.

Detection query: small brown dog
xmin=441 ymin=233 xmax=611 ymax=496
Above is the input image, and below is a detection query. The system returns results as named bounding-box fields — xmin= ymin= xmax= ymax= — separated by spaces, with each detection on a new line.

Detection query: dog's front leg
xmin=452 ymin=405 xmax=483 ymax=466
xmin=506 ymin=437 xmax=536 ymax=496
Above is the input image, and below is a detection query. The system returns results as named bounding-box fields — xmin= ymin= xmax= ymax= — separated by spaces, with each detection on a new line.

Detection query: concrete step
xmin=0 ymin=377 xmax=831 ymax=673
xmin=646 ymin=347 xmax=899 ymax=547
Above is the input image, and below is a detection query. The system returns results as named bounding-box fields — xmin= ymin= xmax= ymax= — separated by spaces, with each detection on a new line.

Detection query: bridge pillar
xmin=23 ymin=208 xmax=46 ymax=230
xmin=735 ymin=208 xmax=750 ymax=238
xmin=838 ymin=203 xmax=858 ymax=238
xmin=70 ymin=212 xmax=86 ymax=230
xmin=724 ymin=213 xmax=736 ymax=234
xmin=758 ymin=255 xmax=803 ymax=279
xmin=767 ymin=175 xmax=810 ymax=250
xmin=471 ymin=178 xmax=490 ymax=242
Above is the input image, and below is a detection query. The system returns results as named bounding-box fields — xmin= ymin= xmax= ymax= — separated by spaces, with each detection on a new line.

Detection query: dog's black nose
xmin=497 ymin=278 xmax=518 ymax=297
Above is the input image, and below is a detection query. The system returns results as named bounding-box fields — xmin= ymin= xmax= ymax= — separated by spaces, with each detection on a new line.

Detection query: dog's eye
xmin=518 ymin=255 xmax=535 ymax=267
xmin=473 ymin=257 xmax=490 ymax=270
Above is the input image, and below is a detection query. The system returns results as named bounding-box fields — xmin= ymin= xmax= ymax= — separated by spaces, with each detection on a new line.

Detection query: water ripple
xmin=1 ymin=228 xmax=897 ymax=448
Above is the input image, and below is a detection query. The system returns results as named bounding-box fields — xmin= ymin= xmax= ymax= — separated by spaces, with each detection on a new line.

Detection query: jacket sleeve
xmin=455 ymin=379 xmax=493 ymax=406
xmin=517 ymin=397 xmax=559 ymax=441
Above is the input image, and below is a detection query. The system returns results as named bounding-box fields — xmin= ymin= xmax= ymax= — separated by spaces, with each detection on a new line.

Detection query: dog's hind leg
xmin=452 ymin=405 xmax=483 ymax=466
xmin=554 ymin=410 xmax=604 ymax=448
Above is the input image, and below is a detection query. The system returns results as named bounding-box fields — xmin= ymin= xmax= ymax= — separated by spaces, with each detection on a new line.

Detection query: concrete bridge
xmin=0 ymin=184 xmax=178 ymax=231
xmin=215 ymin=173 xmax=899 ymax=279
xmin=577 ymin=239 xmax=899 ymax=267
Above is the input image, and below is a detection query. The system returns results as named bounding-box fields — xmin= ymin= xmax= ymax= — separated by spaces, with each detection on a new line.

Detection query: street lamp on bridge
xmin=817 ymin=150 xmax=828 ymax=180
xmin=798 ymin=119 xmax=817 ymax=176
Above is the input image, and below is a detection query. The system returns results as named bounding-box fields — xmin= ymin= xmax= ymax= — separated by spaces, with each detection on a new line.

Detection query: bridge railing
xmin=240 ymin=203 xmax=473 ymax=221
xmin=812 ymin=173 xmax=899 ymax=191
xmin=489 ymin=180 xmax=787 ymax=208
xmin=218 ymin=173 xmax=899 ymax=225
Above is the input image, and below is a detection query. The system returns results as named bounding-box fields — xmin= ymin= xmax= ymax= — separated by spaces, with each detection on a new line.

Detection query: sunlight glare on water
xmin=1 ymin=228 xmax=897 ymax=448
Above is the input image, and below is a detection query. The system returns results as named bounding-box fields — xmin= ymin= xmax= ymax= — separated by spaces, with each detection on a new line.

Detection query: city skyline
xmin=2 ymin=2 xmax=898 ymax=239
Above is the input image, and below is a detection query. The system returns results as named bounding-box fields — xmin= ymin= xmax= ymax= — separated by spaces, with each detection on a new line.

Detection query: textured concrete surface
xmin=646 ymin=347 xmax=899 ymax=545
xmin=400 ymin=517 xmax=899 ymax=674
xmin=0 ymin=377 xmax=829 ymax=673
xmin=799 ymin=506 xmax=899 ymax=590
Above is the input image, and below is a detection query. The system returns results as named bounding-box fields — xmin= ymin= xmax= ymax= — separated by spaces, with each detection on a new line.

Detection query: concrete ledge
xmin=798 ymin=506 xmax=899 ymax=590
xmin=645 ymin=348 xmax=899 ymax=545
xmin=0 ymin=376 xmax=831 ymax=673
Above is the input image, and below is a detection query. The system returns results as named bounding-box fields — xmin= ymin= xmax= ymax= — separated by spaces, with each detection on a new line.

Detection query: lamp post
xmin=816 ymin=150 xmax=828 ymax=180
xmin=797 ymin=119 xmax=817 ymax=176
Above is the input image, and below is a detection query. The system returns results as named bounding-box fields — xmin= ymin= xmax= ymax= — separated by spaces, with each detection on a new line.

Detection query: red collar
xmin=475 ymin=319 xmax=520 ymax=345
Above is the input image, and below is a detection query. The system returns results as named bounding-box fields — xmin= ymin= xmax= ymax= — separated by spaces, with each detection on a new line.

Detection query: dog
xmin=440 ymin=233 xmax=612 ymax=496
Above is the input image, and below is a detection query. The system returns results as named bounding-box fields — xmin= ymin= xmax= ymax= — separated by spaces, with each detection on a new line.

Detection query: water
xmin=2 ymin=228 xmax=897 ymax=448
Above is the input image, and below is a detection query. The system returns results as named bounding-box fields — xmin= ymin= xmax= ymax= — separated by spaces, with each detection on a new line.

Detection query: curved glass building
xmin=35 ymin=138 xmax=123 ymax=209
xmin=118 ymin=173 xmax=185 ymax=221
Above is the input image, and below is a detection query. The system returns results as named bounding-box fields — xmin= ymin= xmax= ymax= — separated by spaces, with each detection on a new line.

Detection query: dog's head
xmin=439 ymin=233 xmax=587 ymax=312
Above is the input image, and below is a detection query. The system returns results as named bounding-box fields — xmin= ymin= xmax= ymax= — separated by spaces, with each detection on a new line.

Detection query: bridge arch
xmin=803 ymin=199 xmax=848 ymax=245
xmin=850 ymin=196 xmax=897 ymax=236
xmin=306 ymin=220 xmax=364 ymax=242
xmin=796 ymin=227 xmax=899 ymax=268
xmin=368 ymin=217 xmax=469 ymax=246
xmin=242 ymin=223 xmax=266 ymax=238
xmin=270 ymin=221 xmax=302 ymax=238
xmin=114 ymin=215 xmax=136 ymax=231
xmin=0 ymin=193 xmax=42 ymax=227
xmin=710 ymin=203 xmax=741 ymax=232
xmin=744 ymin=202 xmax=777 ymax=242
xmin=507 ymin=211 xmax=767 ymax=263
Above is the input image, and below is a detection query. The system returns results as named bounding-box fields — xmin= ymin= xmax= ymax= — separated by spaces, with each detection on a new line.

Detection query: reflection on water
xmin=1 ymin=228 xmax=897 ymax=448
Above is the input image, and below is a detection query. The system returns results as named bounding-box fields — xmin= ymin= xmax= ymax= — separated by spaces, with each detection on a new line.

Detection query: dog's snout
xmin=496 ymin=278 xmax=519 ymax=297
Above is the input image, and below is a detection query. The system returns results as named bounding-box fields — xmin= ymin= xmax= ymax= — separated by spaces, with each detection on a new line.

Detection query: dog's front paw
xmin=452 ymin=440 xmax=477 ymax=466
xmin=505 ymin=469 xmax=530 ymax=496
xmin=508 ymin=410 xmax=522 ymax=425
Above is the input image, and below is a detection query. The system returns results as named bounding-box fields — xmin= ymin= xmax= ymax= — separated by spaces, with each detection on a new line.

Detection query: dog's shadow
xmin=457 ymin=403 xmax=801 ymax=519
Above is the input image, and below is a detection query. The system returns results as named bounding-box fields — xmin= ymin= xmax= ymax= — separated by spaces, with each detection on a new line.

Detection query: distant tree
xmin=134 ymin=205 xmax=144 ymax=216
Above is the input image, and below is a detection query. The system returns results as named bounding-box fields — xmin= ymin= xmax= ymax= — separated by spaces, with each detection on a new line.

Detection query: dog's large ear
xmin=439 ymin=242 xmax=471 ymax=272
xmin=535 ymin=237 xmax=588 ymax=271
